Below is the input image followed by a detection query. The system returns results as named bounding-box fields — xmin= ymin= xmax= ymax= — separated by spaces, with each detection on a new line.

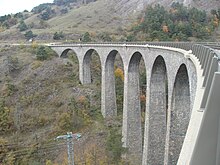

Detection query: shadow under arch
xmin=103 ymin=50 xmax=124 ymax=117
xmin=60 ymin=48 xmax=77 ymax=58
xmin=59 ymin=48 xmax=80 ymax=81
xmin=147 ymin=55 xmax=168 ymax=165
xmin=168 ymin=64 xmax=190 ymax=165
xmin=82 ymin=49 xmax=101 ymax=84
xmin=123 ymin=51 xmax=147 ymax=164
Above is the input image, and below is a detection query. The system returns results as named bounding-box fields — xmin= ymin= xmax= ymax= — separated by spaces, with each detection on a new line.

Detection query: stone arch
xmin=123 ymin=51 xmax=146 ymax=163
xmin=82 ymin=49 xmax=101 ymax=84
xmin=102 ymin=50 xmax=124 ymax=117
xmin=148 ymin=55 xmax=168 ymax=165
xmin=168 ymin=64 xmax=190 ymax=165
xmin=60 ymin=48 xmax=78 ymax=59
xmin=59 ymin=48 xmax=80 ymax=80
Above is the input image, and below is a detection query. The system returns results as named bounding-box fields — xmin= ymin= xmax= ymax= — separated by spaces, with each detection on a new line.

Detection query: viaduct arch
xmin=49 ymin=43 xmax=211 ymax=165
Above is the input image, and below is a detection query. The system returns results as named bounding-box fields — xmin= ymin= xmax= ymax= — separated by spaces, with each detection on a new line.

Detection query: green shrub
xmin=35 ymin=46 xmax=48 ymax=60
xmin=35 ymin=46 xmax=55 ymax=61
xmin=82 ymin=32 xmax=92 ymax=42
xmin=18 ymin=20 xmax=28 ymax=31
xmin=24 ymin=30 xmax=37 ymax=40
xmin=0 ymin=100 xmax=13 ymax=133
xmin=53 ymin=31 xmax=64 ymax=40
xmin=106 ymin=128 xmax=126 ymax=164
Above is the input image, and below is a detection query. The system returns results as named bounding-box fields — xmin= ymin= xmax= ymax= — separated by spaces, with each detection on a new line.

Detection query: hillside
xmin=142 ymin=0 xmax=220 ymax=11
xmin=1 ymin=0 xmax=220 ymax=42
xmin=0 ymin=0 xmax=138 ymax=42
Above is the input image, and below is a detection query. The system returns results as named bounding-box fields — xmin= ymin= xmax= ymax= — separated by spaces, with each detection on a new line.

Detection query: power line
xmin=55 ymin=132 xmax=81 ymax=165
xmin=0 ymin=141 xmax=66 ymax=159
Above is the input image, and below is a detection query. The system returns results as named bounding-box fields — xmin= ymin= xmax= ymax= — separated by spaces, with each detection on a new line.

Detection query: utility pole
xmin=55 ymin=132 xmax=81 ymax=165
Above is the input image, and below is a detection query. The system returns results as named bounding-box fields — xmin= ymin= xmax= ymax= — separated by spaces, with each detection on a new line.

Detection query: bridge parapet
xmin=188 ymin=47 xmax=220 ymax=165
xmin=170 ymin=43 xmax=220 ymax=165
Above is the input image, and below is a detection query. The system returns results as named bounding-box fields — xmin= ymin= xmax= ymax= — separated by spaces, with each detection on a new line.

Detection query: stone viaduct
xmin=49 ymin=43 xmax=220 ymax=165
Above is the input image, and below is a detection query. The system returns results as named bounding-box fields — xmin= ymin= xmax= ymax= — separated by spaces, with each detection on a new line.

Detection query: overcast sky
xmin=0 ymin=0 xmax=54 ymax=16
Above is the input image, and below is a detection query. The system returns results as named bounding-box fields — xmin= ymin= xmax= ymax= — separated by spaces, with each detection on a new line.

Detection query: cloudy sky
xmin=0 ymin=0 xmax=54 ymax=16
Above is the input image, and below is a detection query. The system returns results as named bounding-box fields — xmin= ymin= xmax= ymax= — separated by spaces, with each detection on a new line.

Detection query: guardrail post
xmin=201 ymin=47 xmax=208 ymax=69
xmin=202 ymin=48 xmax=211 ymax=76
xmin=200 ymin=57 xmax=218 ymax=109
xmin=202 ymin=51 xmax=214 ymax=87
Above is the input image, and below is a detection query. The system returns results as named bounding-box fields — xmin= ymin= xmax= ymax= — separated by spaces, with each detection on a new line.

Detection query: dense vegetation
xmin=0 ymin=14 xmax=21 ymax=30
xmin=53 ymin=0 xmax=77 ymax=6
xmin=127 ymin=3 xmax=219 ymax=41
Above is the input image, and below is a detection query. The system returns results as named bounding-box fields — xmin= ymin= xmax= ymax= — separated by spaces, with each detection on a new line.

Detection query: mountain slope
xmin=0 ymin=0 xmax=220 ymax=42
xmin=142 ymin=0 xmax=220 ymax=11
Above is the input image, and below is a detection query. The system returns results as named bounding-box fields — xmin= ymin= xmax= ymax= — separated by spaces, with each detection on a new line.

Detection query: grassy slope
xmin=1 ymin=0 xmax=220 ymax=42
xmin=0 ymin=0 xmax=138 ymax=42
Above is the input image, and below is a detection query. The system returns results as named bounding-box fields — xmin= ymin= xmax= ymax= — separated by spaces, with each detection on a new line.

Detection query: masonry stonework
xmin=50 ymin=44 xmax=198 ymax=165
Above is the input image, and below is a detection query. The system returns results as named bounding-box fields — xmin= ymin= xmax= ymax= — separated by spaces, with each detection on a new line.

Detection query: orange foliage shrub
xmin=213 ymin=21 xmax=219 ymax=27
xmin=78 ymin=95 xmax=86 ymax=104
xmin=213 ymin=15 xmax=219 ymax=27
xmin=162 ymin=25 xmax=169 ymax=33
xmin=140 ymin=17 xmax=145 ymax=23
xmin=140 ymin=95 xmax=146 ymax=103
xmin=115 ymin=68 xmax=124 ymax=81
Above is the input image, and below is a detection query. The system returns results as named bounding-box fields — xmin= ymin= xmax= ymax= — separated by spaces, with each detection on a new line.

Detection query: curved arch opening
xmin=115 ymin=53 xmax=124 ymax=116
xmin=78 ymin=49 xmax=102 ymax=121
xmin=168 ymin=64 xmax=190 ymax=165
xmin=60 ymin=49 xmax=79 ymax=82
xmin=83 ymin=49 xmax=101 ymax=85
xmin=124 ymin=52 xmax=146 ymax=163
xmin=104 ymin=50 xmax=124 ymax=117
xmin=148 ymin=55 xmax=168 ymax=165
xmin=60 ymin=49 xmax=76 ymax=58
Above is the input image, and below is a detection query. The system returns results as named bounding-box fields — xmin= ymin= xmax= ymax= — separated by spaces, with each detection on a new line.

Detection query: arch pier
xmin=49 ymin=43 xmax=218 ymax=165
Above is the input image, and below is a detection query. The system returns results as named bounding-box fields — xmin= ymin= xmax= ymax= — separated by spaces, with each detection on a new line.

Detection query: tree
xmin=115 ymin=68 xmax=124 ymax=81
xmin=54 ymin=0 xmax=77 ymax=6
xmin=14 ymin=12 xmax=23 ymax=19
xmin=5 ymin=56 xmax=20 ymax=73
xmin=0 ymin=138 xmax=9 ymax=162
xmin=0 ymin=100 xmax=13 ymax=133
xmin=129 ymin=2 xmax=217 ymax=41
xmin=106 ymin=128 xmax=126 ymax=164
xmin=45 ymin=159 xmax=53 ymax=165
xmin=82 ymin=32 xmax=92 ymax=42
xmin=98 ymin=32 xmax=112 ymax=42
xmin=60 ymin=8 xmax=68 ymax=14
xmin=24 ymin=30 xmax=37 ymax=40
xmin=162 ymin=25 xmax=169 ymax=33
xmin=31 ymin=3 xmax=52 ymax=14
xmin=18 ymin=20 xmax=28 ymax=31
xmin=53 ymin=31 xmax=64 ymax=40
xmin=35 ymin=46 xmax=48 ymax=60
xmin=126 ymin=34 xmax=135 ymax=41
xmin=40 ymin=7 xmax=55 ymax=20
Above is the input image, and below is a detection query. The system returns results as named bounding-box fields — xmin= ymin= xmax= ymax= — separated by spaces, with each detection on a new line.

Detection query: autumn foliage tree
xmin=115 ymin=67 xmax=124 ymax=115
xmin=131 ymin=2 xmax=219 ymax=41
xmin=115 ymin=67 xmax=124 ymax=81
xmin=162 ymin=25 xmax=169 ymax=33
